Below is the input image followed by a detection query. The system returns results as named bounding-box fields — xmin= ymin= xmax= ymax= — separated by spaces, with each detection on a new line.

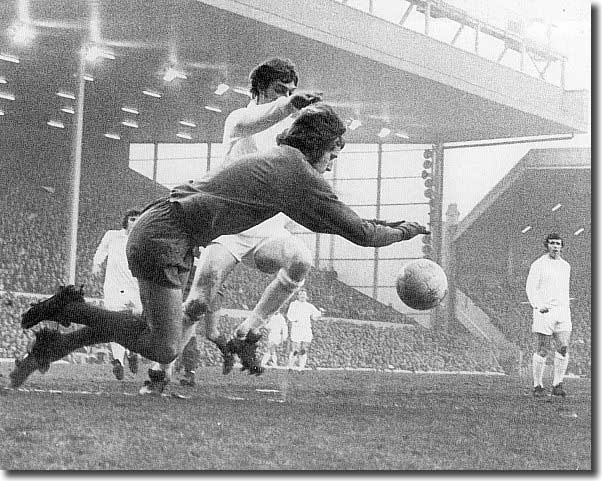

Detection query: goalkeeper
xmin=12 ymin=103 xmax=429 ymax=392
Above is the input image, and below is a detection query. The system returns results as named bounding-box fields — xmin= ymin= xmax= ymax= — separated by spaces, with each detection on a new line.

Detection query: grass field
xmin=0 ymin=361 xmax=591 ymax=471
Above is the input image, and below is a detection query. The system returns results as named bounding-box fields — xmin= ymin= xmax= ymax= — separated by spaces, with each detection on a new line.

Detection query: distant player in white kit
xmin=92 ymin=209 xmax=141 ymax=380
xmin=261 ymin=309 xmax=289 ymax=367
xmin=287 ymin=289 xmax=321 ymax=371
xmin=526 ymin=233 xmax=572 ymax=398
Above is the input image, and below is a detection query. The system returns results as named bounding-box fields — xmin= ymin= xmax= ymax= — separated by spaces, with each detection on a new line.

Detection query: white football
xmin=396 ymin=259 xmax=448 ymax=310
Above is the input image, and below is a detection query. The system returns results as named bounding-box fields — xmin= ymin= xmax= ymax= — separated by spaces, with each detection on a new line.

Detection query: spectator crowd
xmin=0 ymin=158 xmax=589 ymax=376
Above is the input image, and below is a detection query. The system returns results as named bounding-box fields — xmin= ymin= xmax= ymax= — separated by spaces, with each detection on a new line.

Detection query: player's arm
xmin=563 ymin=264 xmax=572 ymax=304
xmin=286 ymin=304 xmax=299 ymax=323
xmin=226 ymin=97 xmax=295 ymax=140
xmin=525 ymin=261 xmax=547 ymax=312
xmin=282 ymin=172 xmax=428 ymax=248
xmin=91 ymin=232 xmax=111 ymax=276
xmin=226 ymin=92 xmax=322 ymax=139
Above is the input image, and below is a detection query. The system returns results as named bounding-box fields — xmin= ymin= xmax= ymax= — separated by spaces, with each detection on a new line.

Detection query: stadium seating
xmin=0 ymin=158 xmax=588 ymax=376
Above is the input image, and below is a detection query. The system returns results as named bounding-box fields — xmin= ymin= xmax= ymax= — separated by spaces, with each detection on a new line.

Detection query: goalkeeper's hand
xmin=390 ymin=221 xmax=430 ymax=239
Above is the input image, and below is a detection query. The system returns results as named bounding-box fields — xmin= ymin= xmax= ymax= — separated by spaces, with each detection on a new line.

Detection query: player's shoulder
xmin=532 ymin=254 xmax=548 ymax=264
xmin=103 ymin=229 xmax=122 ymax=238
xmin=224 ymin=105 xmax=247 ymax=121
xmin=224 ymin=101 xmax=258 ymax=121
xmin=258 ymin=145 xmax=306 ymax=169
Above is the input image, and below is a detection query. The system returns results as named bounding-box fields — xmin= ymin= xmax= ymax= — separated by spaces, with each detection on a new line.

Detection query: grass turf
xmin=0 ymin=362 xmax=591 ymax=470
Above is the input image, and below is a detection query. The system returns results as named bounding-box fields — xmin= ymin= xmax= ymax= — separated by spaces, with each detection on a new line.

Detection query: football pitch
xmin=0 ymin=362 xmax=591 ymax=471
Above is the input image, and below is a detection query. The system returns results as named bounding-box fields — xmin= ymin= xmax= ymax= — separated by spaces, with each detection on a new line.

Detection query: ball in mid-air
xmin=396 ymin=259 xmax=448 ymax=310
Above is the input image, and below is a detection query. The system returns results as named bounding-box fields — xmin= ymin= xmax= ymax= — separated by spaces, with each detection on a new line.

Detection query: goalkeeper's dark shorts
xmin=126 ymin=198 xmax=194 ymax=289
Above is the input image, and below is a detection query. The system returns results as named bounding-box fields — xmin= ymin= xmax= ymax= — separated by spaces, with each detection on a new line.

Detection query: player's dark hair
xmin=249 ymin=58 xmax=298 ymax=99
xmin=544 ymin=232 xmax=563 ymax=248
xmin=122 ymin=209 xmax=141 ymax=229
xmin=276 ymin=103 xmax=346 ymax=164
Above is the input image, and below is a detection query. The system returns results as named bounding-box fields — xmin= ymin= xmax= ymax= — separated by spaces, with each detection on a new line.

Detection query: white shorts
xmin=532 ymin=306 xmax=572 ymax=336
xmin=103 ymin=289 xmax=142 ymax=314
xmin=290 ymin=324 xmax=313 ymax=344
xmin=267 ymin=335 xmax=285 ymax=346
xmin=211 ymin=214 xmax=299 ymax=267
xmin=212 ymin=230 xmax=294 ymax=268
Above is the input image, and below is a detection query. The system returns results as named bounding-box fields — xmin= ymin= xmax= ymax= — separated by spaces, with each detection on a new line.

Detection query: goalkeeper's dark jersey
xmin=169 ymin=145 xmax=408 ymax=248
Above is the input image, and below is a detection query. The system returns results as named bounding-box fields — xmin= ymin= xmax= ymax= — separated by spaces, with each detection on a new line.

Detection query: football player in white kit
xmin=138 ymin=57 xmax=323 ymax=389
xmin=261 ymin=309 xmax=289 ymax=367
xmin=92 ymin=209 xmax=141 ymax=380
xmin=526 ymin=233 xmax=572 ymax=398
xmin=287 ymin=288 xmax=321 ymax=371
xmin=174 ymin=57 xmax=323 ymax=378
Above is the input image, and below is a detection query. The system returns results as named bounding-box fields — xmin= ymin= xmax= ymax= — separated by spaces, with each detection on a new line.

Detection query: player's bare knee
xmin=162 ymin=350 xmax=179 ymax=365
xmin=183 ymin=298 xmax=208 ymax=320
xmin=276 ymin=268 xmax=305 ymax=290
xmin=154 ymin=344 xmax=179 ymax=364
xmin=536 ymin=347 xmax=548 ymax=358
xmin=195 ymin=258 xmax=223 ymax=289
xmin=285 ymin=252 xmax=312 ymax=282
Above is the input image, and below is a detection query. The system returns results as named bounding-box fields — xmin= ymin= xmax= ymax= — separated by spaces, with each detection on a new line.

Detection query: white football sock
xmin=110 ymin=342 xmax=126 ymax=364
xmin=261 ymin=352 xmax=270 ymax=367
xmin=552 ymin=351 xmax=569 ymax=386
xmin=236 ymin=269 xmax=304 ymax=337
xmin=532 ymin=353 xmax=546 ymax=387
xmin=299 ymin=353 xmax=308 ymax=370
xmin=287 ymin=352 xmax=296 ymax=368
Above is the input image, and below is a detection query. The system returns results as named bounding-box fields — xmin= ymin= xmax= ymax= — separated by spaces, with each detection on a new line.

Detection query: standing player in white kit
xmin=527 ymin=233 xmax=572 ymax=398
xmin=286 ymin=288 xmax=321 ymax=371
xmin=140 ymin=57 xmax=324 ymax=389
xmin=92 ymin=209 xmax=141 ymax=380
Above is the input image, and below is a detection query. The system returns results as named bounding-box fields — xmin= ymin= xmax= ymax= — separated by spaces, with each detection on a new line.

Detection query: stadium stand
xmin=0 ymin=148 xmax=589 ymax=377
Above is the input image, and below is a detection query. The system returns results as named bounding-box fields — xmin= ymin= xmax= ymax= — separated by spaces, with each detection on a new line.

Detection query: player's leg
xmin=182 ymin=243 xmax=238 ymax=374
xmin=270 ymin=344 xmax=278 ymax=366
xmin=298 ymin=341 xmax=310 ymax=370
xmin=17 ymin=285 xmax=168 ymax=365
xmin=532 ymin=333 xmax=550 ymax=397
xmin=136 ymin=280 xmax=188 ymax=395
xmin=105 ymin=292 xmax=127 ymax=378
xmin=551 ymin=330 xmax=571 ymax=397
xmin=109 ymin=342 xmax=126 ymax=380
xmin=179 ymin=336 xmax=200 ymax=386
xmin=261 ymin=344 xmax=272 ymax=367
xmin=183 ymin=243 xmax=237 ymax=344
xmin=229 ymin=236 xmax=311 ymax=375
xmin=235 ymin=236 xmax=311 ymax=337
xmin=124 ymin=291 xmax=143 ymax=374
xmin=10 ymin=326 xmax=113 ymax=388
xmin=288 ymin=340 xmax=301 ymax=369
xmin=40 ymin=280 xmax=183 ymax=364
